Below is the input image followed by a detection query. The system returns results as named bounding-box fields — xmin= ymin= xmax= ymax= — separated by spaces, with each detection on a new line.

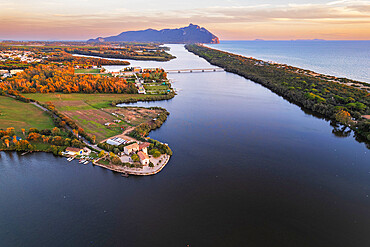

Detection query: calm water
xmin=208 ymin=40 xmax=370 ymax=83
xmin=1 ymin=45 xmax=370 ymax=247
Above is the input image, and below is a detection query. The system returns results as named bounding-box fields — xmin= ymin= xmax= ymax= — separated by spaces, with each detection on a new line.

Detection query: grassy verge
xmin=0 ymin=96 xmax=55 ymax=133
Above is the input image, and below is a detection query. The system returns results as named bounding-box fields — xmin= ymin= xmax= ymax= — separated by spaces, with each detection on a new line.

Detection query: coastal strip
xmin=185 ymin=44 xmax=370 ymax=144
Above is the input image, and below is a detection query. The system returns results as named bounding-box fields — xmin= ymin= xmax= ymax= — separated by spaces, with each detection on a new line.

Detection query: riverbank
xmin=185 ymin=44 xmax=370 ymax=144
xmin=92 ymin=153 xmax=170 ymax=176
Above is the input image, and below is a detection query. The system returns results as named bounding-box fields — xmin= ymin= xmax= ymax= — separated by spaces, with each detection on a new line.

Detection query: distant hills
xmin=88 ymin=24 xmax=220 ymax=44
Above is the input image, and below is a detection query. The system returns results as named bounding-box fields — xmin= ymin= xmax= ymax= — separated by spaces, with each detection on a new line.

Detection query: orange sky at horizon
xmin=0 ymin=0 xmax=369 ymax=40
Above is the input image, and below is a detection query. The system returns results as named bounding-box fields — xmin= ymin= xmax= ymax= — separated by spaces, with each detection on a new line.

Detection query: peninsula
xmin=88 ymin=24 xmax=220 ymax=44
xmin=0 ymin=42 xmax=175 ymax=175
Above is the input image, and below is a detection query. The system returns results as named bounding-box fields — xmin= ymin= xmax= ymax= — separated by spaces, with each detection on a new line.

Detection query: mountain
xmin=87 ymin=24 xmax=220 ymax=44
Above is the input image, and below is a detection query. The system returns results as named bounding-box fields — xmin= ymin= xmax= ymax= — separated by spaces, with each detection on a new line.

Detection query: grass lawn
xmin=23 ymin=93 xmax=157 ymax=108
xmin=74 ymin=68 xmax=101 ymax=74
xmin=0 ymin=96 xmax=55 ymax=133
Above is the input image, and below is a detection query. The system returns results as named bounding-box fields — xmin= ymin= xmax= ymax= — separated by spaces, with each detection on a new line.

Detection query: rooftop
xmin=138 ymin=151 xmax=149 ymax=160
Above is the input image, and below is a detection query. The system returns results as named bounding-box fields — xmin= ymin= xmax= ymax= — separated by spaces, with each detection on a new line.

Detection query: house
xmin=113 ymin=119 xmax=121 ymax=123
xmin=138 ymin=151 xmax=150 ymax=165
xmin=65 ymin=147 xmax=83 ymax=156
xmin=120 ymin=71 xmax=135 ymax=77
xmin=139 ymin=142 xmax=151 ymax=154
xmin=133 ymin=67 xmax=142 ymax=73
xmin=82 ymin=147 xmax=91 ymax=155
xmin=107 ymin=137 xmax=127 ymax=146
xmin=10 ymin=69 xmax=24 ymax=75
xmin=0 ymin=69 xmax=8 ymax=75
xmin=124 ymin=142 xmax=139 ymax=155
xmin=104 ymin=122 xmax=112 ymax=126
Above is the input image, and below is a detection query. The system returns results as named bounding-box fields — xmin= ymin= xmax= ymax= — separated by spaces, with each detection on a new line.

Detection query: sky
xmin=0 ymin=0 xmax=369 ymax=40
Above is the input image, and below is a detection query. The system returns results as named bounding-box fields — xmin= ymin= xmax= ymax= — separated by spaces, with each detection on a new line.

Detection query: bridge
xmin=166 ymin=68 xmax=224 ymax=73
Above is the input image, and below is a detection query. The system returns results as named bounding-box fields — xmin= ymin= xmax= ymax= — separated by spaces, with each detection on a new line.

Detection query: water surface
xmin=208 ymin=40 xmax=370 ymax=83
xmin=1 ymin=45 xmax=370 ymax=247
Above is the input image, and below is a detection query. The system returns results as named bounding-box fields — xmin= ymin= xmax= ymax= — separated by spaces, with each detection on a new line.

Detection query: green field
xmin=23 ymin=93 xmax=157 ymax=108
xmin=74 ymin=68 xmax=101 ymax=74
xmin=22 ymin=93 xmax=164 ymax=142
xmin=0 ymin=96 xmax=55 ymax=132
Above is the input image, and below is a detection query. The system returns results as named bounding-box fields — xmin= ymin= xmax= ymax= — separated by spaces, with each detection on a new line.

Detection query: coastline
xmin=185 ymin=44 xmax=370 ymax=145
xmin=92 ymin=154 xmax=171 ymax=176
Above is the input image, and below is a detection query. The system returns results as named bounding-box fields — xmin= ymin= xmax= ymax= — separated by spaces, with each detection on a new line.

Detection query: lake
xmin=1 ymin=44 xmax=369 ymax=247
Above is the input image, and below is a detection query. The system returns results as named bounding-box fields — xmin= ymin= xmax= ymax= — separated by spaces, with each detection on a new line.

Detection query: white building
xmin=138 ymin=151 xmax=150 ymax=165
xmin=124 ymin=142 xmax=139 ymax=155
xmin=107 ymin=137 xmax=127 ymax=146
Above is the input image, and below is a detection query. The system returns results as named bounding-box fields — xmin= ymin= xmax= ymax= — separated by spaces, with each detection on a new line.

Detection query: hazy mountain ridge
xmin=88 ymin=24 xmax=220 ymax=44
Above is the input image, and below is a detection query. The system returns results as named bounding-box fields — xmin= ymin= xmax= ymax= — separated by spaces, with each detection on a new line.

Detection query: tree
xmin=12 ymin=135 xmax=17 ymax=145
xmin=98 ymin=150 xmax=105 ymax=158
xmin=111 ymin=156 xmax=122 ymax=165
xmin=4 ymin=139 xmax=9 ymax=148
xmin=52 ymin=127 xmax=60 ymax=136
xmin=131 ymin=154 xmax=139 ymax=162
xmin=21 ymin=128 xmax=25 ymax=136
xmin=27 ymin=132 xmax=41 ymax=141
xmin=92 ymin=135 xmax=96 ymax=144
xmin=152 ymin=150 xmax=161 ymax=158
xmin=335 ymin=110 xmax=353 ymax=126
xmin=71 ymin=139 xmax=83 ymax=148
xmin=6 ymin=127 xmax=15 ymax=136
xmin=28 ymin=128 xmax=39 ymax=134
xmin=15 ymin=140 xmax=30 ymax=151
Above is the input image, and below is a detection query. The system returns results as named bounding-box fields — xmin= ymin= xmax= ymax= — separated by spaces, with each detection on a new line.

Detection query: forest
xmin=0 ymin=64 xmax=138 ymax=94
xmin=186 ymin=44 xmax=370 ymax=142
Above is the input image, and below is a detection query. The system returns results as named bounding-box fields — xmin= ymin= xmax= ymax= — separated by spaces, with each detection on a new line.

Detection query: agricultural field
xmin=23 ymin=93 xmax=157 ymax=108
xmin=0 ymin=96 xmax=55 ymax=133
xmin=23 ymin=93 xmax=165 ymax=142
xmin=105 ymin=107 xmax=161 ymax=126
xmin=144 ymin=82 xmax=171 ymax=95
xmin=74 ymin=68 xmax=101 ymax=74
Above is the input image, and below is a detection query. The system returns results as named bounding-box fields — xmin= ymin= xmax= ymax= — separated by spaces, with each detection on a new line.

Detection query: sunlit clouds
xmin=0 ymin=0 xmax=369 ymax=40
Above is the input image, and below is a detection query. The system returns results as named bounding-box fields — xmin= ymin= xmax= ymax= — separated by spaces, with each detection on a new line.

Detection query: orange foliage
xmin=1 ymin=64 xmax=132 ymax=94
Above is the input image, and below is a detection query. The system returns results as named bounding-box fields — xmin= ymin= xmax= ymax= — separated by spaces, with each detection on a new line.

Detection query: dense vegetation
xmin=0 ymin=41 xmax=175 ymax=70
xmin=1 ymin=64 xmax=137 ymax=94
xmin=186 ymin=44 xmax=370 ymax=143
xmin=129 ymin=108 xmax=170 ymax=139
xmin=0 ymin=126 xmax=84 ymax=155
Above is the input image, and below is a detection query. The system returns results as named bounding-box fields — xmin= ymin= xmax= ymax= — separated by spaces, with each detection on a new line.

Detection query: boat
xmin=121 ymin=173 xmax=129 ymax=178
xmin=84 ymin=161 xmax=89 ymax=165
xmin=79 ymin=159 xmax=85 ymax=163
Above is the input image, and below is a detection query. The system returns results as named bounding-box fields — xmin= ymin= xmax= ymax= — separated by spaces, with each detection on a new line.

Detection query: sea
xmin=0 ymin=42 xmax=369 ymax=247
xmin=208 ymin=40 xmax=370 ymax=83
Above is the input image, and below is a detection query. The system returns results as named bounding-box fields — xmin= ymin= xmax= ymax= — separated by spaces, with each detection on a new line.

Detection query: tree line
xmin=185 ymin=44 xmax=370 ymax=142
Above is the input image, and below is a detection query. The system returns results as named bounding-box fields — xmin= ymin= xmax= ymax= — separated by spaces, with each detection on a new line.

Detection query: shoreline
xmin=185 ymin=44 xmax=370 ymax=145
xmin=92 ymin=154 xmax=171 ymax=176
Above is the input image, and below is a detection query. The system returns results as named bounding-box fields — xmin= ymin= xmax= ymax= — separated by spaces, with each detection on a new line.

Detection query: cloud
xmin=0 ymin=0 xmax=369 ymax=40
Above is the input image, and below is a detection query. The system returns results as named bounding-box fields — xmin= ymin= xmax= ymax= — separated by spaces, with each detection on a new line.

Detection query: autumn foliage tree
xmin=1 ymin=64 xmax=134 ymax=94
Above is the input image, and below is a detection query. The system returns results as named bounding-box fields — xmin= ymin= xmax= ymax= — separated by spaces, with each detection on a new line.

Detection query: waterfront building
xmin=139 ymin=142 xmax=151 ymax=154
xmin=65 ymin=147 xmax=83 ymax=156
xmin=138 ymin=151 xmax=150 ymax=165
xmin=124 ymin=143 xmax=140 ymax=155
